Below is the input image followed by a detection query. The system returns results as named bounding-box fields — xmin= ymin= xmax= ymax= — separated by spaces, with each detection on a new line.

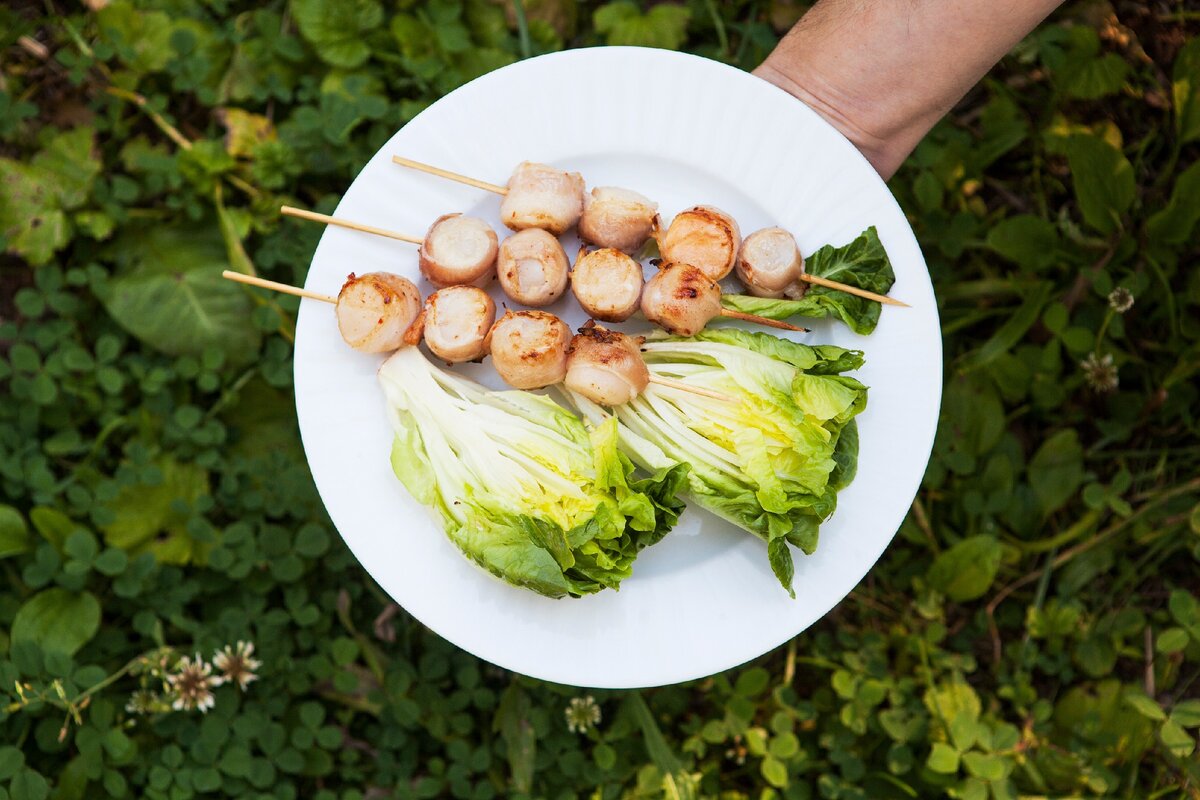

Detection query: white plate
xmin=294 ymin=47 xmax=941 ymax=688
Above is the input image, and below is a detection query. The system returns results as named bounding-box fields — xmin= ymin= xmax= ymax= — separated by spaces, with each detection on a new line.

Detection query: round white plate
xmin=294 ymin=47 xmax=941 ymax=688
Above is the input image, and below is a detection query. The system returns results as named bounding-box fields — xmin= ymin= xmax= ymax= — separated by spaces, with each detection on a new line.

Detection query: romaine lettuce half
xmin=564 ymin=329 xmax=867 ymax=597
xmin=721 ymin=226 xmax=896 ymax=335
xmin=378 ymin=346 xmax=689 ymax=598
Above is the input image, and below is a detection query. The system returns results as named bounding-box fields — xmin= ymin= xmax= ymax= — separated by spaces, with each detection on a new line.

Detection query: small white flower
xmin=1107 ymin=287 xmax=1134 ymax=314
xmin=125 ymin=689 xmax=161 ymax=715
xmin=213 ymin=641 xmax=261 ymax=691
xmin=1080 ymin=352 xmax=1118 ymax=393
xmin=565 ymin=696 xmax=601 ymax=734
xmin=167 ymin=654 xmax=219 ymax=713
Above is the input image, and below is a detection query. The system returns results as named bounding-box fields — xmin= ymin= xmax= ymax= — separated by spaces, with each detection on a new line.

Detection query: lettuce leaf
xmin=564 ymin=329 xmax=866 ymax=596
xmin=379 ymin=346 xmax=687 ymax=598
xmin=722 ymin=226 xmax=896 ymax=335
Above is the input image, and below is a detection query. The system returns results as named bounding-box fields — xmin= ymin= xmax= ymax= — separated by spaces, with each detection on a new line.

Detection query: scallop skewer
xmin=391 ymin=157 xmax=908 ymax=306
xmin=281 ymin=206 xmax=497 ymax=289
xmin=220 ymin=273 xmax=729 ymax=403
xmin=641 ymin=263 xmax=808 ymax=335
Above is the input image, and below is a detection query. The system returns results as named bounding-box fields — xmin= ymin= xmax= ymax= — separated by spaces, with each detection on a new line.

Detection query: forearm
xmin=755 ymin=0 xmax=1061 ymax=178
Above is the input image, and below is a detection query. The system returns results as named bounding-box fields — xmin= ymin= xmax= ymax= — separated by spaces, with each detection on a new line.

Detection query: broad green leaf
xmin=594 ymin=1 xmax=690 ymax=50
xmin=493 ymin=684 xmax=536 ymax=793
xmin=924 ymin=680 xmax=981 ymax=731
xmin=1122 ymin=690 xmax=1166 ymax=721
xmin=0 ymin=505 xmax=30 ymax=559
xmin=10 ymin=588 xmax=101 ymax=656
xmin=1159 ymin=720 xmax=1195 ymax=758
xmin=926 ymin=742 xmax=959 ymax=774
xmin=291 ymin=0 xmax=383 ymax=68
xmin=1045 ymin=27 xmax=1128 ymax=100
xmin=1064 ymin=135 xmax=1135 ymax=235
xmin=1174 ymin=38 xmax=1200 ymax=143
xmin=628 ymin=693 xmax=698 ymax=800
xmin=962 ymin=752 xmax=1007 ymax=781
xmin=1170 ymin=700 xmax=1200 ymax=729
xmin=218 ymin=108 xmax=278 ymax=158
xmin=760 ymin=757 xmax=787 ymax=787
xmin=99 ymin=458 xmax=211 ymax=565
xmin=95 ymin=224 xmax=261 ymax=360
xmin=0 ymin=126 xmax=100 ymax=265
xmin=1146 ymin=159 xmax=1200 ymax=246
xmin=10 ymin=767 xmax=50 ymax=800
xmin=0 ymin=746 xmax=23 ymax=780
xmin=927 ymin=536 xmax=1003 ymax=602
xmin=986 ymin=215 xmax=1058 ymax=270
xmin=959 ymin=282 xmax=1051 ymax=372
xmin=29 ymin=506 xmax=75 ymax=551
xmin=97 ymin=3 xmax=174 ymax=73
xmin=1029 ymin=429 xmax=1085 ymax=517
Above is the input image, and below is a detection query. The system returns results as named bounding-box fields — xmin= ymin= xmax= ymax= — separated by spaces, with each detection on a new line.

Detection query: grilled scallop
xmin=486 ymin=310 xmax=571 ymax=389
xmin=571 ymin=247 xmax=644 ymax=323
xmin=736 ymin=227 xmax=806 ymax=299
xmin=420 ymin=286 xmax=496 ymax=363
xmin=578 ymin=186 xmax=659 ymax=253
xmin=497 ymin=228 xmax=571 ymax=307
xmin=499 ymin=161 xmax=585 ymax=235
xmin=640 ymin=262 xmax=723 ymax=337
xmin=657 ymin=205 xmax=741 ymax=281
xmin=564 ymin=324 xmax=649 ymax=406
xmin=335 ymin=272 xmax=422 ymax=353
xmin=417 ymin=213 xmax=499 ymax=289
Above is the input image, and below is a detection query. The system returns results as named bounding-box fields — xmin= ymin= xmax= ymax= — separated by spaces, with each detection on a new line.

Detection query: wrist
xmin=752 ymin=59 xmax=916 ymax=180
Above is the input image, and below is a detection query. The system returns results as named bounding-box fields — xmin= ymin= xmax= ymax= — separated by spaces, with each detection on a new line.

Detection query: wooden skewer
xmin=222 ymin=270 xmax=337 ymax=304
xmin=801 ymin=273 xmax=910 ymax=307
xmin=391 ymin=156 xmax=907 ymax=309
xmin=219 ymin=272 xmax=736 ymax=404
xmin=280 ymin=205 xmax=423 ymax=245
xmin=718 ymin=308 xmax=808 ymax=332
xmin=391 ymin=156 xmax=508 ymax=196
xmin=648 ymin=375 xmax=733 ymax=402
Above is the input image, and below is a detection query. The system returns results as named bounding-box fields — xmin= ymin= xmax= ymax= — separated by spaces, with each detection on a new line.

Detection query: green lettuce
xmin=379 ymin=346 xmax=689 ymax=598
xmin=563 ymin=330 xmax=867 ymax=597
xmin=722 ymin=226 xmax=896 ymax=335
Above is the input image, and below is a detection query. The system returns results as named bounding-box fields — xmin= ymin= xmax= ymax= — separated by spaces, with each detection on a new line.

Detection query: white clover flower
xmin=213 ymin=641 xmax=261 ymax=691
xmin=565 ymin=696 xmax=602 ymax=734
xmin=1081 ymin=352 xmax=1118 ymax=393
xmin=167 ymin=654 xmax=219 ymax=713
xmin=1107 ymin=287 xmax=1134 ymax=314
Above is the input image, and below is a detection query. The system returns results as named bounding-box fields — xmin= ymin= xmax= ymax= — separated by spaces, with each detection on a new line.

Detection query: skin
xmin=754 ymin=0 xmax=1063 ymax=178
xmin=335 ymin=272 xmax=421 ymax=353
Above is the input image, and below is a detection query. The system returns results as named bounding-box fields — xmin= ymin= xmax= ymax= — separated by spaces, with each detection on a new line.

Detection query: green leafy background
xmin=1 ymin=1 xmax=1198 ymax=798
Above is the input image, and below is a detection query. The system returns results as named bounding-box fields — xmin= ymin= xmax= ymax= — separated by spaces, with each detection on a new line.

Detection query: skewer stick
xmin=648 ymin=375 xmax=733 ymax=402
xmin=280 ymin=205 xmax=423 ymax=245
xmin=218 ymin=272 xmax=735 ymax=404
xmin=801 ymin=273 xmax=910 ymax=307
xmin=222 ymin=270 xmax=337 ymax=304
xmin=718 ymin=308 xmax=808 ymax=332
xmin=391 ymin=156 xmax=508 ymax=196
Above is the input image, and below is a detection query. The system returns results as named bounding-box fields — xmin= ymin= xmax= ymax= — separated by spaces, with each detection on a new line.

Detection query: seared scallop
xmin=417 ymin=213 xmax=499 ymax=288
xmin=564 ymin=324 xmax=650 ymax=406
xmin=486 ymin=310 xmax=571 ymax=389
xmin=497 ymin=228 xmax=571 ymax=307
xmin=578 ymin=186 xmax=659 ymax=253
xmin=571 ymin=247 xmax=644 ymax=323
xmin=657 ymin=205 xmax=741 ymax=281
xmin=499 ymin=161 xmax=585 ymax=235
xmin=421 ymin=286 xmax=496 ymax=363
xmin=335 ymin=272 xmax=422 ymax=353
xmin=640 ymin=262 xmax=723 ymax=337
xmin=736 ymin=227 xmax=806 ymax=298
